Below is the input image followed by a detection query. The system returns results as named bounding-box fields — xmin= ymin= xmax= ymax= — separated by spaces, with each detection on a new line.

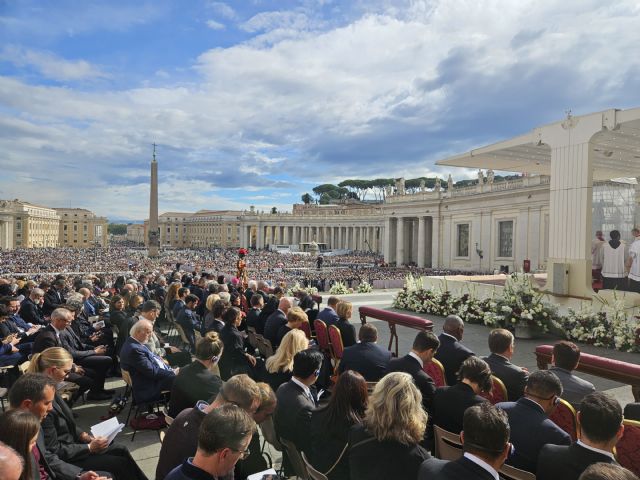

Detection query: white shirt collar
xmin=291 ymin=377 xmax=313 ymax=400
xmin=408 ymin=351 xmax=424 ymax=368
xmin=463 ymin=453 xmax=500 ymax=480
xmin=51 ymin=325 xmax=63 ymax=337
xmin=577 ymin=440 xmax=616 ymax=460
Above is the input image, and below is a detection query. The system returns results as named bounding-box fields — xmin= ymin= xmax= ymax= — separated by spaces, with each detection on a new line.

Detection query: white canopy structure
xmin=438 ymin=107 xmax=640 ymax=298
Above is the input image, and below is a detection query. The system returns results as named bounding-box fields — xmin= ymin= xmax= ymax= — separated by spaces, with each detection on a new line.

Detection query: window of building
xmin=63 ymin=225 xmax=67 ymax=231
xmin=456 ymin=224 xmax=469 ymax=257
xmin=73 ymin=225 xmax=77 ymax=231
xmin=498 ymin=220 xmax=514 ymax=257
xmin=83 ymin=225 xmax=88 ymax=231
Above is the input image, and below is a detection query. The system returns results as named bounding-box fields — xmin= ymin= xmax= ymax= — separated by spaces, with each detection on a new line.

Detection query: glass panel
xmin=499 ymin=221 xmax=513 ymax=257
xmin=457 ymin=224 xmax=469 ymax=257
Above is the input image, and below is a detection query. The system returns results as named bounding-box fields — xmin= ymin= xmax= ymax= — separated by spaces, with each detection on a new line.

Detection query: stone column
xmin=431 ymin=216 xmax=439 ymax=268
xmin=256 ymin=225 xmax=263 ymax=249
xmin=383 ymin=218 xmax=392 ymax=262
xmin=337 ymin=227 xmax=343 ymax=249
xmin=396 ymin=217 xmax=405 ymax=265
xmin=417 ymin=216 xmax=426 ymax=267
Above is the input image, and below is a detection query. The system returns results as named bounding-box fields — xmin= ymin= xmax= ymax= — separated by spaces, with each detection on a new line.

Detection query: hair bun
xmin=205 ymin=331 xmax=219 ymax=341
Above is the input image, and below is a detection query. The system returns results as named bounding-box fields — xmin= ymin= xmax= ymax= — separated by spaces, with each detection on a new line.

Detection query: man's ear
xmin=460 ymin=431 xmax=465 ymax=445
xmin=20 ymin=399 xmax=33 ymax=410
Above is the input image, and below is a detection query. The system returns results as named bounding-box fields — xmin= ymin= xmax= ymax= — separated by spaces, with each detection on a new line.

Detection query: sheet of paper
xmin=247 ymin=469 xmax=277 ymax=480
xmin=91 ymin=416 xmax=124 ymax=444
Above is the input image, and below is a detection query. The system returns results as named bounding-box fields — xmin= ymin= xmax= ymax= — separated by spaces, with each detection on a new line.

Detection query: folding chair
xmin=280 ymin=437 xmax=309 ymax=480
xmin=433 ymin=425 xmax=463 ymax=461
xmin=549 ymin=398 xmax=578 ymax=440
xmin=121 ymin=369 xmax=170 ymax=441
xmin=424 ymin=358 xmax=447 ymax=387
xmin=499 ymin=464 xmax=536 ymax=480
xmin=480 ymin=375 xmax=508 ymax=404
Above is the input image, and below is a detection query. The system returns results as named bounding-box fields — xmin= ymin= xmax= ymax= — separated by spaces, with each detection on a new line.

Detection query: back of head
xmin=462 ymin=403 xmax=510 ymax=462
xmin=195 ymin=331 xmax=223 ymax=362
xmin=250 ymin=294 xmax=263 ymax=308
xmin=610 ymin=230 xmax=621 ymax=241
xmin=0 ymin=439 xmax=24 ymax=480
xmin=553 ymin=340 xmax=581 ymax=371
xmin=222 ymin=307 xmax=241 ymax=325
xmin=525 ymin=370 xmax=563 ymax=399
xmin=185 ymin=294 xmax=199 ymax=305
xmin=488 ymin=329 xmax=513 ymax=355
xmin=219 ymin=374 xmax=260 ymax=412
xmin=292 ymin=349 xmax=323 ymax=378
xmin=443 ymin=315 xmax=464 ymax=335
xmin=28 ymin=347 xmax=72 ymax=374
xmin=140 ymin=300 xmax=161 ymax=313
xmin=413 ymin=330 xmax=439 ymax=352
xmin=358 ymin=324 xmax=378 ymax=343
xmin=458 ymin=356 xmax=492 ymax=392
xmin=336 ymin=301 xmax=352 ymax=319
xmin=327 ymin=296 xmax=339 ymax=308
xmin=198 ymin=404 xmax=256 ymax=455
xmin=266 ymin=329 xmax=309 ymax=374
xmin=579 ymin=463 xmax=639 ymax=480
xmin=579 ymin=392 xmax=622 ymax=444
xmin=365 ymin=371 xmax=427 ymax=445
xmin=286 ymin=306 xmax=307 ymax=324
xmin=8 ymin=373 xmax=56 ymax=408
xmin=326 ymin=370 xmax=368 ymax=427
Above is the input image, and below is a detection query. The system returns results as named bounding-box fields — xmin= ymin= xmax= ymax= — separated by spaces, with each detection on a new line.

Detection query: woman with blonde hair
xmin=264 ymin=329 xmax=309 ymax=391
xmin=348 ymin=371 xmax=430 ymax=480
xmin=335 ymin=301 xmax=356 ymax=347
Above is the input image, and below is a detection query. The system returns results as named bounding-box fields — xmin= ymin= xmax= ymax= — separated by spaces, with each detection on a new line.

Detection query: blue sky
xmin=2 ymin=0 xmax=640 ymax=220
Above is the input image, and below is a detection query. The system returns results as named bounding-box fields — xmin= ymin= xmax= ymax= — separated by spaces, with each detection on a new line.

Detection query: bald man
xmin=435 ymin=315 xmax=475 ymax=386
xmin=0 ymin=441 xmax=23 ymax=480
xmin=263 ymin=297 xmax=292 ymax=346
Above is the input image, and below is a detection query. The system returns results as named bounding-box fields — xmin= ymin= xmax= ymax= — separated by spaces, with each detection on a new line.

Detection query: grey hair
xmin=51 ymin=308 xmax=72 ymax=321
xmin=130 ymin=318 xmax=153 ymax=336
xmin=30 ymin=288 xmax=44 ymax=298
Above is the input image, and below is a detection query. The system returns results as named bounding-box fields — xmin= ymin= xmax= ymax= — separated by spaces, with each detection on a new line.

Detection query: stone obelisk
xmin=148 ymin=144 xmax=160 ymax=257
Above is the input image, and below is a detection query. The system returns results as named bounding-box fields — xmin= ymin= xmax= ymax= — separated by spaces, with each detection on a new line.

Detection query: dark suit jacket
xmin=549 ymin=366 xmax=596 ymax=409
xmin=246 ymin=308 xmax=264 ymax=334
xmin=20 ymin=297 xmax=45 ymax=324
xmin=32 ymin=324 xmax=61 ymax=353
xmin=308 ymin=406 xmax=353 ymax=480
xmin=218 ymin=323 xmax=249 ymax=380
xmin=274 ymin=380 xmax=315 ymax=453
xmin=434 ymin=333 xmax=474 ymax=386
xmin=497 ymin=397 xmax=571 ymax=473
xmin=432 ymin=382 xmax=487 ymax=434
xmin=176 ymin=308 xmax=200 ymax=349
xmin=317 ymin=307 xmax=339 ymax=326
xmin=483 ymin=353 xmax=528 ymax=400
xmin=43 ymin=288 xmax=65 ymax=316
xmin=41 ymin=394 xmax=89 ymax=463
xmin=120 ymin=336 xmax=176 ymax=403
xmin=264 ymin=309 xmax=287 ymax=345
xmin=36 ymin=427 xmax=82 ymax=480
xmin=418 ymin=455 xmax=499 ymax=480
xmin=335 ymin=318 xmax=356 ymax=348
xmin=168 ymin=360 xmax=222 ymax=417
xmin=537 ymin=442 xmax=616 ymax=480
xmin=349 ymin=424 xmax=431 ymax=480
xmin=386 ymin=354 xmax=436 ymax=411
xmin=338 ymin=342 xmax=391 ymax=381
xmin=59 ymin=327 xmax=95 ymax=361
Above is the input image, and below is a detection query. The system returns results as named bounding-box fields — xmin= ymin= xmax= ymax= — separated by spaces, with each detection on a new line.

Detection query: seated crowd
xmin=0 ymin=269 xmax=639 ymax=480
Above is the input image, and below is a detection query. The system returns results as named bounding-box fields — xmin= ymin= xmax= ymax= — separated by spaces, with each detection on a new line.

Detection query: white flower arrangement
xmin=329 ymin=281 xmax=350 ymax=295
xmin=357 ymin=281 xmax=373 ymax=293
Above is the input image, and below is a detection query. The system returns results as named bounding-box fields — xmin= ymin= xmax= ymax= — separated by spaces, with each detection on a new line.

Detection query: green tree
xmin=108 ymin=223 xmax=127 ymax=235
xmin=301 ymin=193 xmax=312 ymax=204
xmin=271 ymin=206 xmax=278 ymax=214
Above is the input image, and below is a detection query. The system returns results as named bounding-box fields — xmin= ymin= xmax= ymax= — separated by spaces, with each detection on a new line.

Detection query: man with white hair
xmin=19 ymin=287 xmax=46 ymax=325
xmin=0 ymin=441 xmax=23 ymax=480
xmin=120 ymin=319 xmax=177 ymax=404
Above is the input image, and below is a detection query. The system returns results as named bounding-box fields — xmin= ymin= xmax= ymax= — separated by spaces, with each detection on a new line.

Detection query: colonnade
xmin=383 ymin=215 xmax=438 ymax=268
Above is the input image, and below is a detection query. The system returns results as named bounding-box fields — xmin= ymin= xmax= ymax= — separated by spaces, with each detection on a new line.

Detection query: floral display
xmin=286 ymin=282 xmax=319 ymax=297
xmin=329 ymin=281 xmax=350 ymax=295
xmin=357 ymin=281 xmax=373 ymax=293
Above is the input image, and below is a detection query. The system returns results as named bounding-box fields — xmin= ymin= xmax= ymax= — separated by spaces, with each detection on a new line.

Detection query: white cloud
xmin=0 ymin=45 xmax=108 ymax=81
xmin=207 ymin=1 xmax=237 ymax=20
xmin=206 ymin=19 xmax=226 ymax=30
xmin=241 ymin=11 xmax=312 ymax=33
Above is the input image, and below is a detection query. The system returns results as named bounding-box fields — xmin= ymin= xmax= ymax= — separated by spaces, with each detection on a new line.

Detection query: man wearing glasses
xmin=19 ymin=287 xmax=47 ymax=325
xmin=165 ymin=404 xmax=256 ymax=480
xmin=496 ymin=370 xmax=571 ymax=474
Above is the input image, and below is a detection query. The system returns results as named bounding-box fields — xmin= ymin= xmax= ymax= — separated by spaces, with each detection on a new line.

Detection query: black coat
xmin=434 ymin=333 xmax=474 ymax=387
xmin=386 ymin=354 xmax=436 ymax=411
xmin=42 ymin=394 xmax=89 ymax=462
xmin=246 ymin=308 xmax=264 ymax=334
xmin=218 ymin=324 xmax=250 ymax=380
xmin=264 ymin=310 xmax=287 ymax=346
xmin=43 ymin=288 xmax=65 ymax=316
xmin=418 ymin=455 xmax=501 ymax=480
xmin=337 ymin=342 xmax=391 ymax=381
xmin=274 ymin=380 xmax=316 ymax=453
xmin=32 ymin=324 xmax=61 ymax=353
xmin=308 ymin=407 xmax=354 ymax=480
xmin=335 ymin=318 xmax=356 ymax=348
xmin=348 ymin=424 xmax=431 ymax=480
xmin=483 ymin=353 xmax=528 ymax=401
xmin=497 ymin=397 xmax=571 ymax=473
xmin=537 ymin=442 xmax=616 ymax=480
xmin=168 ymin=360 xmax=223 ymax=417
xmin=20 ymin=297 xmax=45 ymax=324
xmin=432 ymin=383 xmax=487 ymax=434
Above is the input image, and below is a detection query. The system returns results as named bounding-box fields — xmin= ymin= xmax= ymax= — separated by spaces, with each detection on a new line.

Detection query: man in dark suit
xmin=435 ymin=315 xmax=475 ymax=386
xmin=43 ymin=279 xmax=67 ymax=316
xmin=9 ymin=373 xmax=112 ymax=480
xmin=19 ymin=287 xmax=46 ymax=325
xmin=537 ymin=392 xmax=623 ymax=480
xmin=176 ymin=294 xmax=200 ymax=351
xmin=497 ymin=370 xmax=571 ymax=473
xmin=550 ymin=341 xmax=595 ymax=409
xmin=338 ymin=323 xmax=391 ymax=381
xmin=274 ymin=349 xmax=323 ymax=454
xmin=246 ymin=294 xmax=264 ymax=333
xmin=419 ymin=403 xmax=511 ymax=480
xmin=483 ymin=328 xmax=528 ymax=401
xmin=386 ymin=330 xmax=439 ymax=410
xmin=316 ymin=296 xmax=340 ymax=327
xmin=432 ymin=356 xmax=490 ymax=434
xmin=120 ymin=319 xmax=176 ymax=404
xmin=263 ymin=297 xmax=291 ymax=346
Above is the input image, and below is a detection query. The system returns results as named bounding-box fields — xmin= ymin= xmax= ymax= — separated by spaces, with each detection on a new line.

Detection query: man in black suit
xmin=19 ymin=287 xmax=46 ymax=325
xmin=43 ymin=279 xmax=67 ymax=316
xmin=246 ymin=294 xmax=264 ymax=334
xmin=338 ymin=324 xmax=391 ymax=381
xmin=550 ymin=341 xmax=595 ymax=409
xmin=435 ymin=315 xmax=475 ymax=386
xmin=537 ymin=392 xmax=623 ymax=480
xmin=264 ymin=297 xmax=291 ymax=346
xmin=432 ymin=356 xmax=490 ymax=434
xmin=386 ymin=330 xmax=440 ymax=411
xmin=497 ymin=370 xmax=571 ymax=473
xmin=274 ymin=349 xmax=323 ymax=454
xmin=316 ymin=296 xmax=340 ymax=327
xmin=483 ymin=328 xmax=528 ymax=400
xmin=419 ymin=403 xmax=511 ymax=480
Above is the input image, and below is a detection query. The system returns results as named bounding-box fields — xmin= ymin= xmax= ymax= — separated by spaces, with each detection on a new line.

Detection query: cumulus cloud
xmin=206 ymin=19 xmax=226 ymax=30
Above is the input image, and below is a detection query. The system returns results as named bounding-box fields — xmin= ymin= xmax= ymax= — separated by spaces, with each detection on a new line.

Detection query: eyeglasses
xmin=230 ymin=446 xmax=251 ymax=460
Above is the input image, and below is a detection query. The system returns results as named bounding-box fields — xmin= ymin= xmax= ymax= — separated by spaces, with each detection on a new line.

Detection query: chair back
xmin=615 ymin=419 xmax=640 ymax=476
xmin=327 ymin=325 xmax=344 ymax=360
xmin=480 ymin=375 xmax=508 ymax=404
xmin=247 ymin=326 xmax=259 ymax=349
xmin=260 ymin=417 xmax=282 ymax=451
xmin=433 ymin=425 xmax=463 ymax=461
xmin=174 ymin=323 xmax=191 ymax=347
xmin=314 ymin=320 xmax=331 ymax=354
xmin=299 ymin=321 xmax=312 ymax=340
xmin=302 ymin=452 xmax=329 ymax=480
xmin=256 ymin=335 xmax=274 ymax=359
xmin=18 ymin=361 xmax=30 ymax=375
xmin=424 ymin=358 xmax=447 ymax=387
xmin=121 ymin=369 xmax=133 ymax=387
xmin=499 ymin=463 xmax=536 ymax=480
xmin=280 ymin=437 xmax=309 ymax=480
xmin=549 ymin=398 xmax=578 ymax=441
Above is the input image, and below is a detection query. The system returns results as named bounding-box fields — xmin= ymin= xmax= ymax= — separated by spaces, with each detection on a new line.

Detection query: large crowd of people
xmin=0 ymin=256 xmax=639 ymax=480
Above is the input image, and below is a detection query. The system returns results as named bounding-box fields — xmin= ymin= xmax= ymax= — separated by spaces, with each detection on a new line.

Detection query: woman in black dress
xmin=218 ymin=306 xmax=256 ymax=380
xmin=335 ymin=301 xmax=357 ymax=347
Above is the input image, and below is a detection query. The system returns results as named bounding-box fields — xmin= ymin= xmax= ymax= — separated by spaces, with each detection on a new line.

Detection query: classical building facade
xmin=0 ymin=200 xmax=60 ymax=249
xmin=55 ymin=208 xmax=109 ymax=247
xmin=126 ymin=224 xmax=145 ymax=244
